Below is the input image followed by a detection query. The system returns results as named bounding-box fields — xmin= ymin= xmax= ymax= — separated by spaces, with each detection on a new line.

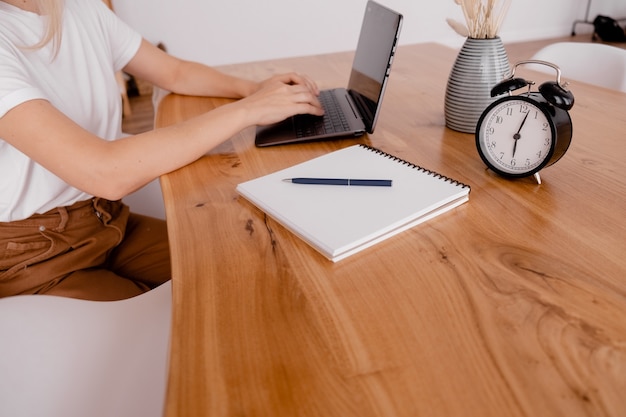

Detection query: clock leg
xmin=534 ymin=172 xmax=542 ymax=185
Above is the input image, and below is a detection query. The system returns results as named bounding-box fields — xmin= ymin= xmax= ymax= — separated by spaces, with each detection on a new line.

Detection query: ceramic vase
xmin=444 ymin=37 xmax=510 ymax=133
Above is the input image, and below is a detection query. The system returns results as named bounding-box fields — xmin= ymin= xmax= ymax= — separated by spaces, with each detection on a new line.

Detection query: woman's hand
xmin=256 ymin=72 xmax=321 ymax=97
xmin=238 ymin=72 xmax=325 ymax=126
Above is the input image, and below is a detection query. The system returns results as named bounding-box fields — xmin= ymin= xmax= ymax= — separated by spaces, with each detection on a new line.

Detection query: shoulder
xmin=61 ymin=0 xmax=126 ymax=37
xmin=64 ymin=0 xmax=111 ymax=15
xmin=63 ymin=0 xmax=117 ymax=26
xmin=62 ymin=0 xmax=141 ymax=61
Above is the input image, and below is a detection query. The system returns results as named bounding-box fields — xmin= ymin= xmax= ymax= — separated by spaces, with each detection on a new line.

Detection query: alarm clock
xmin=475 ymin=60 xmax=574 ymax=184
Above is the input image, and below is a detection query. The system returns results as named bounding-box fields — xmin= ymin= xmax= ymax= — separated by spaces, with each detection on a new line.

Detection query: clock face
xmin=476 ymin=96 xmax=555 ymax=177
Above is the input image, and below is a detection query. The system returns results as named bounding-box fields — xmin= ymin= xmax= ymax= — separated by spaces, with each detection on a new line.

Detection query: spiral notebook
xmin=236 ymin=145 xmax=470 ymax=262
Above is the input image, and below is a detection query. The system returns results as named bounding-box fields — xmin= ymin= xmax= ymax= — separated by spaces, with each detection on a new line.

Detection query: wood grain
xmin=156 ymin=42 xmax=626 ymax=417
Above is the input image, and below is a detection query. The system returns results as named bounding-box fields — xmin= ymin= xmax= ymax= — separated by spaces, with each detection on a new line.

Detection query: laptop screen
xmin=347 ymin=1 xmax=403 ymax=132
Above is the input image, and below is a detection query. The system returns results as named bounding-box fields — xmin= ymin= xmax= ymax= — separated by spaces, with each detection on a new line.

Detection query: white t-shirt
xmin=0 ymin=0 xmax=142 ymax=222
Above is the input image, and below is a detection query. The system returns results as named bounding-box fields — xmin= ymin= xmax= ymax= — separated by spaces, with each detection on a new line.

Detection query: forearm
xmin=0 ymin=99 xmax=250 ymax=201
xmin=124 ymin=39 xmax=260 ymax=99
xmin=165 ymin=59 xmax=260 ymax=98
xmin=91 ymin=77 xmax=322 ymax=198
xmin=101 ymin=101 xmax=250 ymax=198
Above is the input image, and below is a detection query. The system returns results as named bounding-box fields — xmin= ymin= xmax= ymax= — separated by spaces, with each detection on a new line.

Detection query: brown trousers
xmin=0 ymin=198 xmax=171 ymax=301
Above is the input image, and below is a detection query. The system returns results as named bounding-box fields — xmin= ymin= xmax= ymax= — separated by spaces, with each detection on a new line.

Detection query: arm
xmin=123 ymin=39 xmax=320 ymax=99
xmin=0 ymin=70 xmax=323 ymax=201
xmin=123 ymin=40 xmax=257 ymax=98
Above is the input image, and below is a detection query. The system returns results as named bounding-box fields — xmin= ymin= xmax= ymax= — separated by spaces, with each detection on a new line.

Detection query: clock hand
xmin=512 ymin=111 xmax=530 ymax=157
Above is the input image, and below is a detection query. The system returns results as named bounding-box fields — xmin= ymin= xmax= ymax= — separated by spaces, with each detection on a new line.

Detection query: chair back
xmin=0 ymin=281 xmax=172 ymax=417
xmin=530 ymin=42 xmax=626 ymax=92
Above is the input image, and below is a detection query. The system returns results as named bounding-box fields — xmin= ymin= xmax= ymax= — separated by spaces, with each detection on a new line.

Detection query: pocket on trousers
xmin=0 ymin=236 xmax=53 ymax=274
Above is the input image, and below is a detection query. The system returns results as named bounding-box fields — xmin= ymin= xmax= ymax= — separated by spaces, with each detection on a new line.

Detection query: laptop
xmin=255 ymin=1 xmax=403 ymax=147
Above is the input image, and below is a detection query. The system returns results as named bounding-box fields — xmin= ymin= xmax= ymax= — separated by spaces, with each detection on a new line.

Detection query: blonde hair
xmin=31 ymin=0 xmax=66 ymax=55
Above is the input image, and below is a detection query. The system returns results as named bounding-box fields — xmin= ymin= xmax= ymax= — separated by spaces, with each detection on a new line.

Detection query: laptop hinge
xmin=348 ymin=90 xmax=375 ymax=128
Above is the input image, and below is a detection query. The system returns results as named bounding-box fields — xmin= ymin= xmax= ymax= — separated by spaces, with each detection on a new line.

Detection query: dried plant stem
xmin=458 ymin=0 xmax=511 ymax=39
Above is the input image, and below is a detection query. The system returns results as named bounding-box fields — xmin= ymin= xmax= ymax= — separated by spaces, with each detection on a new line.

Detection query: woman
xmin=0 ymin=0 xmax=323 ymax=300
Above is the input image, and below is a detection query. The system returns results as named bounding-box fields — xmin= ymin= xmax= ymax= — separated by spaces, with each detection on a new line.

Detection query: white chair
xmin=123 ymin=179 xmax=167 ymax=220
xmin=529 ymin=42 xmax=626 ymax=93
xmin=0 ymin=281 xmax=172 ymax=417
xmin=118 ymin=133 xmax=166 ymax=220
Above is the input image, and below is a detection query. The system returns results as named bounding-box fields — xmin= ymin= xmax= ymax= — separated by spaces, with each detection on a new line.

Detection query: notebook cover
xmin=236 ymin=145 xmax=470 ymax=262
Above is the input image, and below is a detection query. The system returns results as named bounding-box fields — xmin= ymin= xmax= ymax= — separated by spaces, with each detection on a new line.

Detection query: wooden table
xmin=156 ymin=41 xmax=626 ymax=417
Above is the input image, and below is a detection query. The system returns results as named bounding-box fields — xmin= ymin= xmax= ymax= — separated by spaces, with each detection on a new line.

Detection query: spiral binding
xmin=358 ymin=144 xmax=471 ymax=190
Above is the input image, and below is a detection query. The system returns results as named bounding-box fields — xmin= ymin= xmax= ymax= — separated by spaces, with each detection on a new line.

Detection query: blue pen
xmin=283 ymin=178 xmax=392 ymax=187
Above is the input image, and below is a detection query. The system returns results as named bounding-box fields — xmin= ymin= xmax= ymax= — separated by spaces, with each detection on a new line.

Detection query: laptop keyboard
xmin=294 ymin=90 xmax=351 ymax=138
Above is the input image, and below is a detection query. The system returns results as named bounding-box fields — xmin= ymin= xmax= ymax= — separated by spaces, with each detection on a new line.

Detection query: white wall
xmin=112 ymin=0 xmax=626 ymax=66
